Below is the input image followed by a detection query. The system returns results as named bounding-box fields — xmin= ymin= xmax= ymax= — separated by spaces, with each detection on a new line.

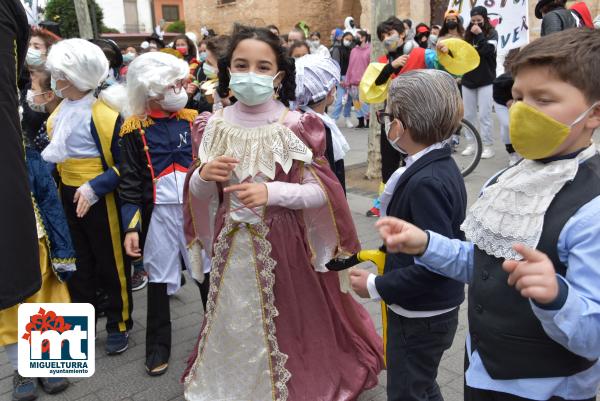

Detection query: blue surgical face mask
xmin=199 ymin=51 xmax=208 ymax=62
xmin=203 ymin=63 xmax=217 ymax=79
xmin=51 ymin=77 xmax=71 ymax=99
xmin=26 ymin=47 xmax=45 ymax=66
xmin=228 ymin=71 xmax=281 ymax=106
xmin=123 ymin=52 xmax=135 ymax=63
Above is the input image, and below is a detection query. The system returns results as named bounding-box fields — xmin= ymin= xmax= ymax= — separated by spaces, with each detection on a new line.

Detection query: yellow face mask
xmin=509 ymin=101 xmax=598 ymax=160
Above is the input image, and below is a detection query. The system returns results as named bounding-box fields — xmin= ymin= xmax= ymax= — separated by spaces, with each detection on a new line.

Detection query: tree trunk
xmin=365 ymin=0 xmax=396 ymax=180
xmin=430 ymin=0 xmax=448 ymax=25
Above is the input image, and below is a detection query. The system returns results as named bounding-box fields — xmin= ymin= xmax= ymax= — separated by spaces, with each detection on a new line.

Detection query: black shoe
xmin=105 ymin=331 xmax=129 ymax=355
xmin=356 ymin=117 xmax=365 ymax=129
xmin=145 ymin=349 xmax=169 ymax=377
xmin=365 ymin=119 xmax=370 ymax=128
xmin=12 ymin=371 xmax=38 ymax=401
xmin=38 ymin=377 xmax=69 ymax=394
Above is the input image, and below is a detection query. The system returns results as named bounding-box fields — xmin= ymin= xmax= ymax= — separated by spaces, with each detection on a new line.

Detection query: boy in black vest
xmin=350 ymin=69 xmax=467 ymax=401
xmin=377 ymin=29 xmax=600 ymax=401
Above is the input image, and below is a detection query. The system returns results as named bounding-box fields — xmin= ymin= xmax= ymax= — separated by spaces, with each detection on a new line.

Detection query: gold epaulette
xmin=119 ymin=116 xmax=155 ymax=137
xmin=176 ymin=108 xmax=198 ymax=123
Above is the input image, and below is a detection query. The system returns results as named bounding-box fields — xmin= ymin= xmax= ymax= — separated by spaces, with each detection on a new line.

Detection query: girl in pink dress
xmin=181 ymin=25 xmax=383 ymax=401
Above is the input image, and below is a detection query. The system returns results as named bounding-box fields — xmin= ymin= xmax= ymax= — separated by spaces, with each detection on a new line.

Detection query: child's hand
xmin=224 ymin=183 xmax=268 ymax=208
xmin=186 ymin=82 xmax=198 ymax=97
xmin=376 ymin=217 xmax=429 ymax=255
xmin=349 ymin=268 xmax=370 ymax=298
xmin=436 ymin=40 xmax=449 ymax=54
xmin=124 ymin=232 xmax=142 ymax=258
xmin=73 ymin=189 xmax=91 ymax=218
xmin=470 ymin=24 xmax=483 ymax=35
xmin=199 ymin=156 xmax=238 ymax=182
xmin=502 ymin=244 xmax=559 ymax=305
xmin=391 ymin=54 xmax=410 ymax=69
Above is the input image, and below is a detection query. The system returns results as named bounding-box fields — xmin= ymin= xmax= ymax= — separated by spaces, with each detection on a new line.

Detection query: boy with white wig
xmin=42 ymin=38 xmax=133 ymax=356
xmin=294 ymin=54 xmax=350 ymax=190
xmin=118 ymin=51 xmax=198 ymax=376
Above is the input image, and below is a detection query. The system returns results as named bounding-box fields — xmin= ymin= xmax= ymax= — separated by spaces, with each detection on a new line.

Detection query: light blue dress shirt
xmin=415 ymin=194 xmax=600 ymax=400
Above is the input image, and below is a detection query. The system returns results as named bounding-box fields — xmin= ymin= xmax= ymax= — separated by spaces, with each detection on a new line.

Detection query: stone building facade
xmin=183 ymin=0 xmax=600 ymax=42
xmin=182 ymin=0 xmax=432 ymax=43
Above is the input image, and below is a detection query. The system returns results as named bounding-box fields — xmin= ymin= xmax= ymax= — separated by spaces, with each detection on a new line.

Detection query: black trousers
xmin=380 ymin=123 xmax=403 ymax=183
xmin=62 ymin=185 xmax=133 ymax=333
xmin=146 ymin=282 xmax=171 ymax=360
xmin=465 ymin=386 xmax=596 ymax=401
xmin=386 ymin=308 xmax=459 ymax=401
xmin=195 ymin=273 xmax=210 ymax=310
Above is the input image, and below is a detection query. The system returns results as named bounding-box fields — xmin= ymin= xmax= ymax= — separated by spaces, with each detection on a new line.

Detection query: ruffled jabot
xmin=461 ymin=144 xmax=598 ymax=260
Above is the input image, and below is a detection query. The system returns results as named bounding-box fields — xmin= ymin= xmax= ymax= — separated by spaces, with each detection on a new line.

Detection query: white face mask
xmin=26 ymin=89 xmax=49 ymax=113
xmin=385 ymin=118 xmax=408 ymax=155
xmin=51 ymin=77 xmax=71 ymax=99
xmin=158 ymin=89 xmax=189 ymax=112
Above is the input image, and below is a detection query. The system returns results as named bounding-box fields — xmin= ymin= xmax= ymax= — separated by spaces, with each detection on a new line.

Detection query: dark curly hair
xmin=217 ymin=24 xmax=296 ymax=107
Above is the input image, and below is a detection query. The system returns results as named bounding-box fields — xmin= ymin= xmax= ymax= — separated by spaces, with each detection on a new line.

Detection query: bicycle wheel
xmin=450 ymin=118 xmax=483 ymax=177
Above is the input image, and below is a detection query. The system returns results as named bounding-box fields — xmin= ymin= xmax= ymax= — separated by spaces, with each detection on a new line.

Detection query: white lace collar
xmin=198 ymin=116 xmax=313 ymax=181
xmin=461 ymin=144 xmax=598 ymax=260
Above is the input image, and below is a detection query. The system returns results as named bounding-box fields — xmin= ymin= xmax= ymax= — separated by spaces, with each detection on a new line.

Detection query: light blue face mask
xmin=122 ymin=52 xmax=135 ymax=63
xmin=26 ymin=47 xmax=45 ymax=66
xmin=51 ymin=77 xmax=71 ymax=99
xmin=199 ymin=51 xmax=208 ymax=62
xmin=203 ymin=63 xmax=217 ymax=79
xmin=228 ymin=71 xmax=280 ymax=106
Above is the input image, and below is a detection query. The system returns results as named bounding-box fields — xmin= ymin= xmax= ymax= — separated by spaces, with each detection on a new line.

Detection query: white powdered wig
xmin=125 ymin=51 xmax=190 ymax=117
xmin=46 ymin=38 xmax=109 ymax=92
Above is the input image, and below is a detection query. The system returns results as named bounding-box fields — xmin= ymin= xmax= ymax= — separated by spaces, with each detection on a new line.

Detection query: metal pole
xmin=73 ymin=0 xmax=94 ymax=39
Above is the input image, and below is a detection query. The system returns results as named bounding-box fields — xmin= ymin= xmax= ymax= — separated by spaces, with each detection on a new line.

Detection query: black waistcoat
xmin=469 ymin=154 xmax=600 ymax=379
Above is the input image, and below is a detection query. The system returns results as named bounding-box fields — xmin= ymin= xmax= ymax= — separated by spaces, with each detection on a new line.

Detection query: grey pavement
xmin=0 ymin=114 xmax=578 ymax=401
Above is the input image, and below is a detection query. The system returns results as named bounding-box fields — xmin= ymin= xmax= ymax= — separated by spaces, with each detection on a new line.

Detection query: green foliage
xmin=45 ymin=0 xmax=105 ymax=38
xmin=165 ymin=20 xmax=186 ymax=34
xmin=101 ymin=26 xmax=120 ymax=34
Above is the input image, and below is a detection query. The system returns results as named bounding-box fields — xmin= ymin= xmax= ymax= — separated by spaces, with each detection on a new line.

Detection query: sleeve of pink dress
xmin=183 ymin=112 xmax=218 ymax=260
xmin=265 ymin=170 xmax=326 ymax=209
xmin=282 ymin=111 xmax=361 ymax=275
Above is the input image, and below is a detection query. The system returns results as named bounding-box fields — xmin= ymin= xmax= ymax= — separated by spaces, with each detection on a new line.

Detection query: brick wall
xmin=183 ymin=0 xmax=600 ymax=43
xmin=183 ymin=0 xmax=363 ymax=46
